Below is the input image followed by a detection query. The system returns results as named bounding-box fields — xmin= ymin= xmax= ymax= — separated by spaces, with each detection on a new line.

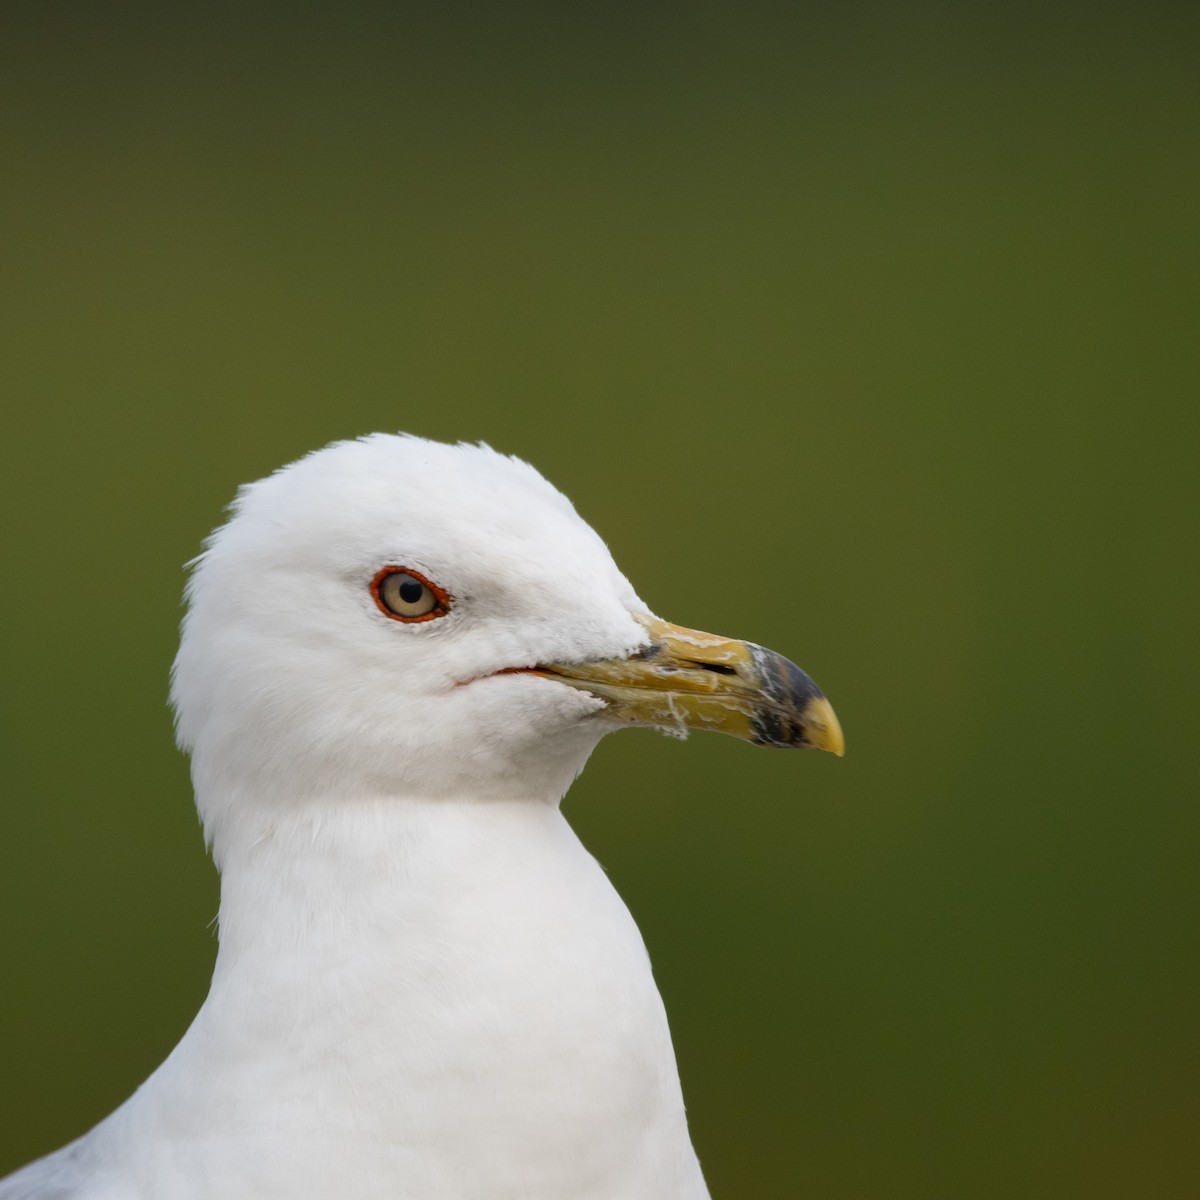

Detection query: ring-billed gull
xmin=1 ymin=434 xmax=843 ymax=1200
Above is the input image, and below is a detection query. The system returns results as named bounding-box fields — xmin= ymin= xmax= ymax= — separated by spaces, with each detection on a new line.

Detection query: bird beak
xmin=541 ymin=614 xmax=845 ymax=754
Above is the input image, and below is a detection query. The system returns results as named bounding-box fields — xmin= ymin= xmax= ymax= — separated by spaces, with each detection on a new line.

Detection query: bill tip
xmin=806 ymin=696 xmax=845 ymax=757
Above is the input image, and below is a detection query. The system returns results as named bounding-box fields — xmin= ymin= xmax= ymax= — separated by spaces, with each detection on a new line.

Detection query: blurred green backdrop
xmin=1 ymin=2 xmax=1196 ymax=1196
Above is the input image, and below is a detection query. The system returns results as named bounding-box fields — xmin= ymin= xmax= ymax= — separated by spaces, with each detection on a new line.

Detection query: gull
xmin=0 ymin=434 xmax=843 ymax=1200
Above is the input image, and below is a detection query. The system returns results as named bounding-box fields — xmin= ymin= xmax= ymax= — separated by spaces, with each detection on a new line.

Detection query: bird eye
xmin=371 ymin=567 xmax=451 ymax=623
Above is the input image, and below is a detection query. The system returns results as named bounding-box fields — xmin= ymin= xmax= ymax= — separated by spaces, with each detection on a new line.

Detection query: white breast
xmin=67 ymin=799 xmax=709 ymax=1200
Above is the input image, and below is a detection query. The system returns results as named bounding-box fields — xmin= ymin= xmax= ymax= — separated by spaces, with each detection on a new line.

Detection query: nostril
xmin=689 ymin=661 xmax=736 ymax=676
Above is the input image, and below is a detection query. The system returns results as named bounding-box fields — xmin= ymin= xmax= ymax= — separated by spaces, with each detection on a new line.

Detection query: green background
xmin=1 ymin=3 xmax=1196 ymax=1196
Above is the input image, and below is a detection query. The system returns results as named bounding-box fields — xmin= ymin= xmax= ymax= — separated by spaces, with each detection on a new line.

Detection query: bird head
xmin=171 ymin=435 xmax=841 ymax=859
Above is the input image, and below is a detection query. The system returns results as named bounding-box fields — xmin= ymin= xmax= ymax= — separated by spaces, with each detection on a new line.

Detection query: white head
xmin=172 ymin=434 xmax=844 ymax=864
xmin=171 ymin=435 xmax=651 ymax=858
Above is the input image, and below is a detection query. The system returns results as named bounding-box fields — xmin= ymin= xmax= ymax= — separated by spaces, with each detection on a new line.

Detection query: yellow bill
xmin=542 ymin=615 xmax=844 ymax=754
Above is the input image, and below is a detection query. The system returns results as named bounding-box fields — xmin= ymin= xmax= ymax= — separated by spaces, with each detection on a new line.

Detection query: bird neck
xmin=113 ymin=794 xmax=707 ymax=1198
xmin=209 ymin=795 xmax=562 ymax=967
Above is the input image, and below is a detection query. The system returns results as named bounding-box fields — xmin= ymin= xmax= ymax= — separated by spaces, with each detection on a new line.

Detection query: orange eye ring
xmin=370 ymin=566 xmax=453 ymax=623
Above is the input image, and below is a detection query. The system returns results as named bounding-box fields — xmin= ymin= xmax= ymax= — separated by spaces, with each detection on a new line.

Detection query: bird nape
xmin=0 ymin=433 xmax=843 ymax=1200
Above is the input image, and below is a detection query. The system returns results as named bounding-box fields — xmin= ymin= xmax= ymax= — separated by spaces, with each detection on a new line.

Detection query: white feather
xmin=1 ymin=435 xmax=710 ymax=1200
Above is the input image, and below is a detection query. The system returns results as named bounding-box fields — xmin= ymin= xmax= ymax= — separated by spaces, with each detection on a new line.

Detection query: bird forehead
xmin=238 ymin=439 xmax=578 ymax=549
xmin=202 ymin=438 xmax=639 ymax=627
